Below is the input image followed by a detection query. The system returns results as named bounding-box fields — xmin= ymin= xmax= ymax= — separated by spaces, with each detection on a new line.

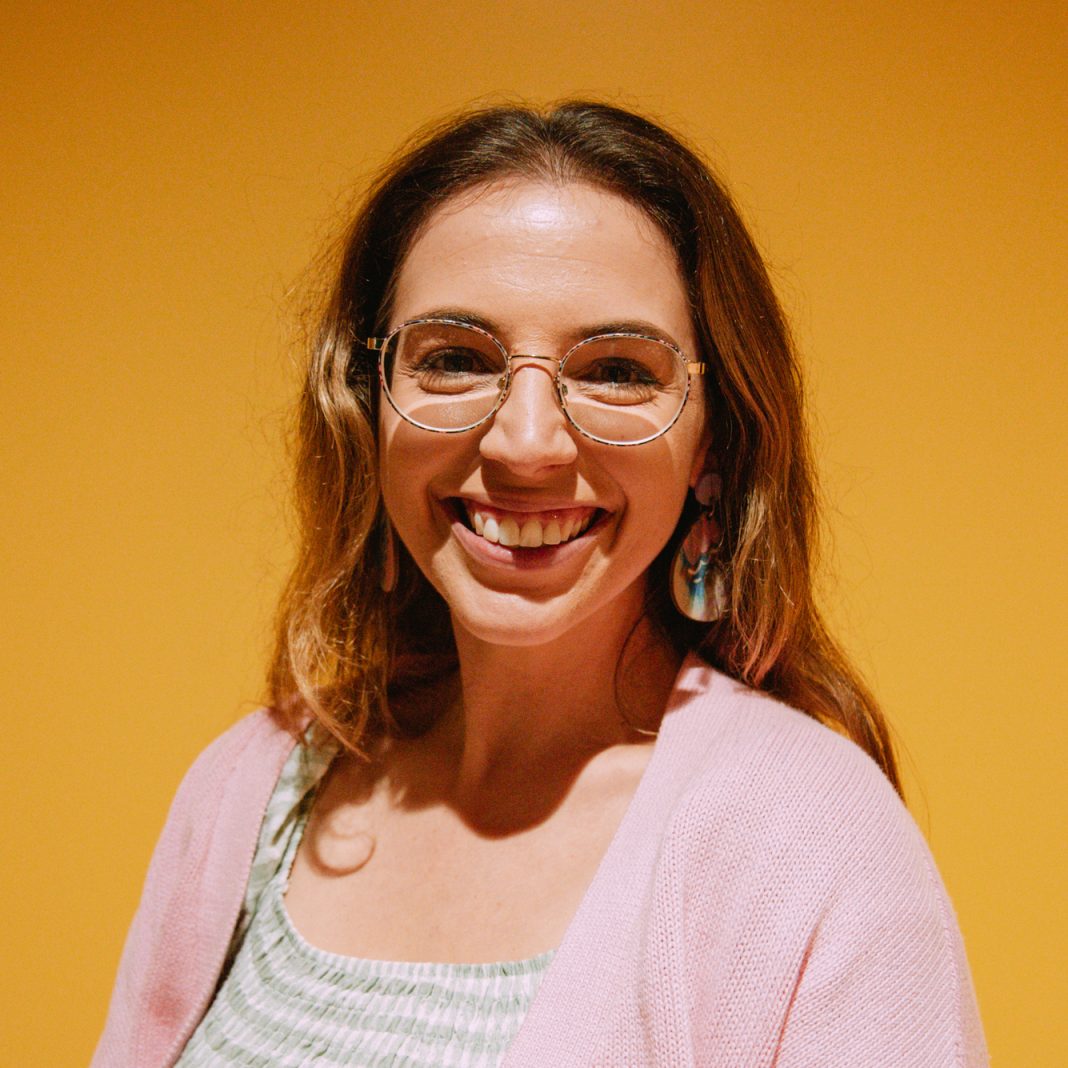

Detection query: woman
xmin=94 ymin=102 xmax=988 ymax=1066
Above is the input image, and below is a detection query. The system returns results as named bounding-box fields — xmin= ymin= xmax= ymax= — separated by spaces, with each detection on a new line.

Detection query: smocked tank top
xmin=175 ymin=737 xmax=554 ymax=1067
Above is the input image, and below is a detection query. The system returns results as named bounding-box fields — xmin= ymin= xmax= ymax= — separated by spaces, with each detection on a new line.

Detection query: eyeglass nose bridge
xmin=507 ymin=352 xmax=560 ymax=378
xmin=494 ymin=352 xmax=567 ymax=409
xmin=507 ymin=352 xmax=560 ymax=368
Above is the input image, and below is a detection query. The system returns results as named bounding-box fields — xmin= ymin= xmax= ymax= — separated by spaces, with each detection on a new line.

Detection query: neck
xmin=435 ymin=589 xmax=681 ymax=805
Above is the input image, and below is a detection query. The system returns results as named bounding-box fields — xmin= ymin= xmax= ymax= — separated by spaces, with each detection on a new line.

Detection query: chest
xmin=284 ymin=761 xmax=645 ymax=963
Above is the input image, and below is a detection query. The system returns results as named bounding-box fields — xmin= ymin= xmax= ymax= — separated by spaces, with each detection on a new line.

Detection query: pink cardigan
xmin=93 ymin=659 xmax=988 ymax=1066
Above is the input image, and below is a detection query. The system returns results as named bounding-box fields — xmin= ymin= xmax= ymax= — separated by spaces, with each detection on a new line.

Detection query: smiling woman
xmin=93 ymin=103 xmax=989 ymax=1067
xmin=378 ymin=181 xmax=707 ymax=654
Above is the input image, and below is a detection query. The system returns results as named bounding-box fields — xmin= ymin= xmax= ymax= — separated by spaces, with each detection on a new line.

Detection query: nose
xmin=478 ymin=361 xmax=579 ymax=474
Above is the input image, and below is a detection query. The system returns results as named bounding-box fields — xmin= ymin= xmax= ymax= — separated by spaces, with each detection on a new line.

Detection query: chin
xmin=448 ymin=600 xmax=579 ymax=650
xmin=441 ymin=571 xmax=650 ymax=653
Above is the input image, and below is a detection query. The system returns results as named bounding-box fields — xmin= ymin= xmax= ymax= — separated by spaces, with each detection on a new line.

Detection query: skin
xmin=286 ymin=179 xmax=712 ymax=962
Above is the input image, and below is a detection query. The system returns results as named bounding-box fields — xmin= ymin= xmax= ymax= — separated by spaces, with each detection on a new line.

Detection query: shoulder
xmin=661 ymin=666 xmax=922 ymax=890
xmin=669 ymin=664 xmax=901 ymax=801
xmin=660 ymin=671 xmax=978 ymax=1009
xmin=93 ymin=711 xmax=305 ymax=1066
xmin=657 ymin=670 xmax=988 ymax=1065
xmin=125 ymin=709 xmax=303 ymax=976
xmin=151 ymin=708 xmax=301 ymax=871
xmin=168 ymin=708 xmax=299 ymax=811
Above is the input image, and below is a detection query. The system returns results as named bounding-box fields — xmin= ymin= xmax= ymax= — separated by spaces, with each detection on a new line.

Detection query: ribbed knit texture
xmin=176 ymin=736 xmax=552 ymax=1066
xmin=93 ymin=657 xmax=989 ymax=1067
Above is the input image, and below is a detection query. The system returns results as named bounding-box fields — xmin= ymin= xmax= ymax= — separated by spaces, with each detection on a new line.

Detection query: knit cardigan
xmin=93 ymin=658 xmax=989 ymax=1067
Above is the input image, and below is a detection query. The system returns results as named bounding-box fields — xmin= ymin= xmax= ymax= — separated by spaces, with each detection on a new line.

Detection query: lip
xmin=455 ymin=494 xmax=601 ymax=515
xmin=440 ymin=497 xmax=609 ymax=569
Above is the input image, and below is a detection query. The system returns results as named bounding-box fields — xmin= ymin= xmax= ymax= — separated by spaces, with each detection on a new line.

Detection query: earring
xmin=380 ymin=519 xmax=397 ymax=594
xmin=670 ymin=470 xmax=728 ymax=622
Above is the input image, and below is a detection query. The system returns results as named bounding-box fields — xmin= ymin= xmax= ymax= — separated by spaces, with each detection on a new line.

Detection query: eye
xmin=438 ymin=351 xmax=473 ymax=374
xmin=400 ymin=342 xmax=504 ymax=396
xmin=413 ymin=346 xmax=495 ymax=376
xmin=579 ymin=358 xmax=659 ymax=386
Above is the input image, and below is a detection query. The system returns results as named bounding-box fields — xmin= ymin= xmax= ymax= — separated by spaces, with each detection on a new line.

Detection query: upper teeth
xmin=466 ymin=506 xmax=594 ymax=548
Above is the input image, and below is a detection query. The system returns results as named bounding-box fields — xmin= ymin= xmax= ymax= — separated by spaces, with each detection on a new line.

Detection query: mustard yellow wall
xmin=3 ymin=2 xmax=1064 ymax=1063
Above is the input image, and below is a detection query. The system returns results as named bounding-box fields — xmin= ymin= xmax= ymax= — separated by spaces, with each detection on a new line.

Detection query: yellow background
xmin=3 ymin=2 xmax=1064 ymax=1063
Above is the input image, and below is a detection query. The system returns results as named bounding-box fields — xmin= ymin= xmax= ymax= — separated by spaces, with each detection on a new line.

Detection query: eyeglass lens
xmin=380 ymin=321 xmax=688 ymax=444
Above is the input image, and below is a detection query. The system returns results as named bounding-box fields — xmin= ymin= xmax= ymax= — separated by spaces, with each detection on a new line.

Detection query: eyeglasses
xmin=366 ymin=318 xmax=705 ymax=447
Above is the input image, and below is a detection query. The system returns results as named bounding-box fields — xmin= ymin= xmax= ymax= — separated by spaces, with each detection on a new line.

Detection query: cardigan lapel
xmin=502 ymin=656 xmax=735 ymax=1066
xmin=149 ymin=711 xmax=300 ymax=1068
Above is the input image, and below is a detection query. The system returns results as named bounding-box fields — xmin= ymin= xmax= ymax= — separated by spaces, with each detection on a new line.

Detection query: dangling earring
xmin=670 ymin=470 xmax=728 ymax=622
xmin=380 ymin=519 xmax=397 ymax=594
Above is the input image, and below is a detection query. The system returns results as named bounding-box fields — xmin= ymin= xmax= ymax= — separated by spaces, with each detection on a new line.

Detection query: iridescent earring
xmin=670 ymin=469 xmax=728 ymax=622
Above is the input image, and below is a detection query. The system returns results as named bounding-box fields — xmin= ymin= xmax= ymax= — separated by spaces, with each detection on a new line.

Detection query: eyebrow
xmin=409 ymin=308 xmax=498 ymax=333
xmin=402 ymin=308 xmax=683 ymax=349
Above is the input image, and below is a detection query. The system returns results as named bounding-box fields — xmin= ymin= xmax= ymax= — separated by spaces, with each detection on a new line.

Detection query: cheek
xmin=378 ymin=414 xmax=427 ymax=531
xmin=628 ymin=413 xmax=710 ymax=548
xmin=377 ymin=413 xmax=460 ymax=559
xmin=378 ymin=406 xmax=422 ymax=483
xmin=615 ymin=443 xmax=701 ymax=552
xmin=626 ymin=474 xmax=691 ymax=559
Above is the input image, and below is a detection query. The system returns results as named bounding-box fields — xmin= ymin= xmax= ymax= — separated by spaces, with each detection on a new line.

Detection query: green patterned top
xmin=176 ymin=736 xmax=555 ymax=1067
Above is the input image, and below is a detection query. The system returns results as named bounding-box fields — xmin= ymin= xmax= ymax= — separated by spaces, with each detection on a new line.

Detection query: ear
xmin=688 ymin=424 xmax=715 ymax=489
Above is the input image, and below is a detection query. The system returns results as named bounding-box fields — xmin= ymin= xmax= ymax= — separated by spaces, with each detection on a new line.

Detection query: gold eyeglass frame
xmin=366 ymin=317 xmax=706 ymax=447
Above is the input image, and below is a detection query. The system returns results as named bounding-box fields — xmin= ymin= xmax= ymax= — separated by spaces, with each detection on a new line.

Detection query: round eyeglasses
xmin=367 ymin=318 xmax=705 ymax=447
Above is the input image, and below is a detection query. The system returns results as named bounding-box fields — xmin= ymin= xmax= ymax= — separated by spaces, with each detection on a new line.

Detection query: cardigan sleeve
xmin=92 ymin=710 xmax=298 ymax=1068
xmin=92 ymin=721 xmax=243 ymax=1066
xmin=770 ymin=782 xmax=989 ymax=1067
xmin=666 ymin=701 xmax=989 ymax=1068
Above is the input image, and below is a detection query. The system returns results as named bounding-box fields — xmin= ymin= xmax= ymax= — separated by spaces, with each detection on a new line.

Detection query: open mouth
xmin=452 ymin=499 xmax=603 ymax=549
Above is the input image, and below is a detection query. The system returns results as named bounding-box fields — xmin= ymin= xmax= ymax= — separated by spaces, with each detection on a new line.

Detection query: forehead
xmin=389 ymin=179 xmax=694 ymax=345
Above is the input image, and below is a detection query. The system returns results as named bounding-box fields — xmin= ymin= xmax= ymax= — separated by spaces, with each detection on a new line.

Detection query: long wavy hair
xmin=269 ymin=101 xmax=901 ymax=794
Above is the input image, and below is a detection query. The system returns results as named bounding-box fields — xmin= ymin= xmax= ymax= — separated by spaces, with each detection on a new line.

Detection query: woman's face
xmin=378 ymin=178 xmax=710 ymax=648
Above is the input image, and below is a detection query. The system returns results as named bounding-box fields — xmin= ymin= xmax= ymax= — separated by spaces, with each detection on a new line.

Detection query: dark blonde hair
xmin=269 ymin=101 xmax=901 ymax=793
